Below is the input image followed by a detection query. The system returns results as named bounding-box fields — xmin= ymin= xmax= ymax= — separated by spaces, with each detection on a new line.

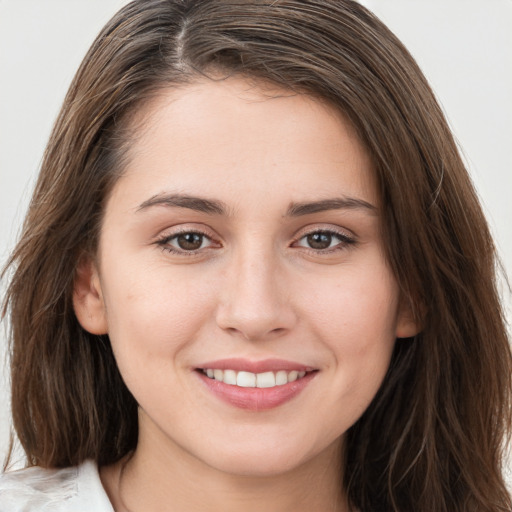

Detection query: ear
xmin=73 ymin=256 xmax=108 ymax=335
xmin=395 ymin=297 xmax=422 ymax=339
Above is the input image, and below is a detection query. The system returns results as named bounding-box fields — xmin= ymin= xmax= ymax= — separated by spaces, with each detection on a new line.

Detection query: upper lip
xmin=197 ymin=358 xmax=315 ymax=373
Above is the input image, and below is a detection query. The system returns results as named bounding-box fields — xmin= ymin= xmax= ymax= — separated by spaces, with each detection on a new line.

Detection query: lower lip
xmin=196 ymin=371 xmax=316 ymax=411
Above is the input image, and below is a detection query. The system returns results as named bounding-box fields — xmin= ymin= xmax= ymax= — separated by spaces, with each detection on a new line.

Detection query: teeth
xmin=223 ymin=369 xmax=237 ymax=385
xmin=275 ymin=370 xmax=288 ymax=385
xmin=237 ymin=371 xmax=256 ymax=387
xmin=202 ymin=368 xmax=310 ymax=388
xmin=256 ymin=371 xmax=275 ymax=388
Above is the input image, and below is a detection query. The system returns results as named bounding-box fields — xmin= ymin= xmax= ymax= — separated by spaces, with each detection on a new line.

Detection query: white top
xmin=0 ymin=460 xmax=114 ymax=511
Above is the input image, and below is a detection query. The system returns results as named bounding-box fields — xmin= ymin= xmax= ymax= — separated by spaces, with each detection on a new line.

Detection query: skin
xmin=74 ymin=77 xmax=418 ymax=512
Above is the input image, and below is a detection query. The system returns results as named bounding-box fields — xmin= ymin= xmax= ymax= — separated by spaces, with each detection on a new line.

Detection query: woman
xmin=1 ymin=1 xmax=511 ymax=511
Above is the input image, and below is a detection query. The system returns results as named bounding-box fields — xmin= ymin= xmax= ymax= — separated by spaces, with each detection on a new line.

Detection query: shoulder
xmin=0 ymin=460 xmax=113 ymax=512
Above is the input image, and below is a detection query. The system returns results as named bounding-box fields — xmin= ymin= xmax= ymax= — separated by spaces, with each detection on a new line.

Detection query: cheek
xmin=100 ymin=258 xmax=215 ymax=375
xmin=304 ymin=262 xmax=400 ymax=342
xmin=301 ymin=263 xmax=399 ymax=409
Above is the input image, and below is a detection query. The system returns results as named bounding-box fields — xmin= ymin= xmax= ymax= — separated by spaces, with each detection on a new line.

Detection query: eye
xmin=294 ymin=229 xmax=355 ymax=251
xmin=157 ymin=230 xmax=216 ymax=254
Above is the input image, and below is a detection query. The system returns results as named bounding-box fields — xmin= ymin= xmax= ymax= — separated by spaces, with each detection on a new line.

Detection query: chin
xmin=210 ymin=451 xmax=309 ymax=478
xmin=195 ymin=433 xmax=342 ymax=479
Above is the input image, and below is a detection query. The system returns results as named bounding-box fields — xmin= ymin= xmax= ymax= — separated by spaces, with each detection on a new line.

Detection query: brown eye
xmin=157 ymin=229 xmax=220 ymax=255
xmin=295 ymin=229 xmax=355 ymax=252
xmin=306 ymin=232 xmax=333 ymax=250
xmin=157 ymin=231 xmax=213 ymax=253
xmin=175 ymin=232 xmax=205 ymax=250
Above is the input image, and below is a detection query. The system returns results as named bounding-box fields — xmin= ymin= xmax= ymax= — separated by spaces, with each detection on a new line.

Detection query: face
xmin=74 ymin=77 xmax=417 ymax=478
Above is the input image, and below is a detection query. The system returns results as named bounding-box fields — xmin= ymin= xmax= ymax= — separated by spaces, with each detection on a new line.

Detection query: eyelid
xmin=153 ymin=222 xmax=218 ymax=240
xmin=292 ymin=223 xmax=356 ymax=241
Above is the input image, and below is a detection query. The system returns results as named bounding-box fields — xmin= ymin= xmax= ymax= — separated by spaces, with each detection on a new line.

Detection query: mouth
xmin=195 ymin=359 xmax=318 ymax=411
xmin=200 ymin=368 xmax=311 ymax=388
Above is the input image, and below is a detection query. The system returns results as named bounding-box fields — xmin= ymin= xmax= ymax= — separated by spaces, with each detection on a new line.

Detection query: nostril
xmin=215 ymin=299 xmax=297 ymax=341
xmin=220 ymin=325 xmax=289 ymax=342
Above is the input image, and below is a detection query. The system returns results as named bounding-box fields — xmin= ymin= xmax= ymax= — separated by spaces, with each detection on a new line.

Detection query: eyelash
xmin=155 ymin=229 xmax=218 ymax=256
xmin=291 ymin=228 xmax=356 ymax=254
xmin=155 ymin=227 xmax=356 ymax=256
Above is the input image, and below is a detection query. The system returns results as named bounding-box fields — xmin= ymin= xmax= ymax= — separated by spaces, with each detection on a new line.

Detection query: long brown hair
xmin=2 ymin=1 xmax=511 ymax=510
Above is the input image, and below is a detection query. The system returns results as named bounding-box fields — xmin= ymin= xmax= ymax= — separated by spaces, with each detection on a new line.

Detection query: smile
xmin=202 ymin=369 xmax=309 ymax=388
xmin=196 ymin=361 xmax=318 ymax=411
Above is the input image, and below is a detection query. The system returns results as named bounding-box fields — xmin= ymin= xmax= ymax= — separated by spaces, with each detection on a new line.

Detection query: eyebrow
xmin=136 ymin=193 xmax=377 ymax=217
xmin=137 ymin=193 xmax=227 ymax=215
xmin=285 ymin=197 xmax=377 ymax=217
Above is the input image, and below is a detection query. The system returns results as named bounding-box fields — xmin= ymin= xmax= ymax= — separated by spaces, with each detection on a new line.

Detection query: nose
xmin=215 ymin=247 xmax=297 ymax=341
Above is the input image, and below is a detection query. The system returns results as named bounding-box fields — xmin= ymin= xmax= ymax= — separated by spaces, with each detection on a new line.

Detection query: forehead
xmin=109 ymin=76 xmax=377 ymax=213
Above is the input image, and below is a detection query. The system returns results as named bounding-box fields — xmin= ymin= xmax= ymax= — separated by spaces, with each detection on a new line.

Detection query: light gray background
xmin=1 ymin=0 xmax=511 ymax=479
